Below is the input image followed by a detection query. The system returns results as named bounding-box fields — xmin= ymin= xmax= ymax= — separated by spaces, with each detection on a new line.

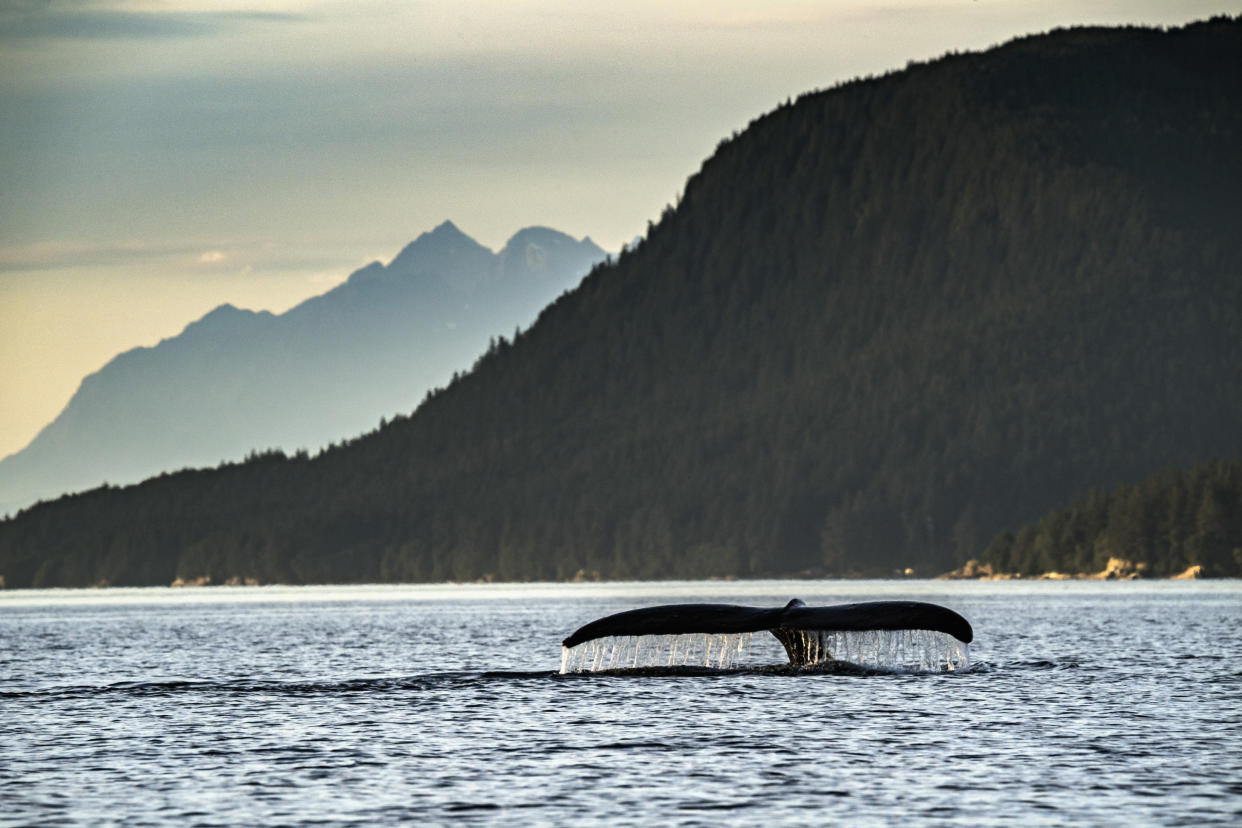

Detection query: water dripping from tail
xmin=778 ymin=628 xmax=970 ymax=672
xmin=560 ymin=628 xmax=969 ymax=674
xmin=561 ymin=632 xmax=757 ymax=673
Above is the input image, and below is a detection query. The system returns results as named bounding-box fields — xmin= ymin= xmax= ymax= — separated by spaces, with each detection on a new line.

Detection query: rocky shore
xmin=937 ymin=557 xmax=1204 ymax=581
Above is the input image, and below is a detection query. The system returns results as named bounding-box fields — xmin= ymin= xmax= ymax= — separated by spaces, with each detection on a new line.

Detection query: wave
xmin=2 ymin=660 xmax=996 ymax=700
xmin=1 ymin=670 xmax=555 ymax=701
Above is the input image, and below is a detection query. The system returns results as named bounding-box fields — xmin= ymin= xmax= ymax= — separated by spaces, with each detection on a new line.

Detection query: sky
xmin=1 ymin=0 xmax=1235 ymax=460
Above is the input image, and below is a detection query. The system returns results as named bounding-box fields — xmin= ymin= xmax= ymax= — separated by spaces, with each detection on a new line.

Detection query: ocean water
xmin=2 ymin=580 xmax=1239 ymax=825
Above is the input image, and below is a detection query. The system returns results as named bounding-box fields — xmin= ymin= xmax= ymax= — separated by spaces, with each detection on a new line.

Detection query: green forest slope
xmin=979 ymin=459 xmax=1242 ymax=577
xmin=2 ymin=18 xmax=1241 ymax=587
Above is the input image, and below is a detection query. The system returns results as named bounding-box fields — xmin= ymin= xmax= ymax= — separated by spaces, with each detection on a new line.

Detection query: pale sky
xmin=1 ymin=0 xmax=1235 ymax=460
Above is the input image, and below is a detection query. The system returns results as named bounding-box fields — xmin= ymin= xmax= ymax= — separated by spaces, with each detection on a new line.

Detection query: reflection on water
xmin=1 ymin=580 xmax=1239 ymax=825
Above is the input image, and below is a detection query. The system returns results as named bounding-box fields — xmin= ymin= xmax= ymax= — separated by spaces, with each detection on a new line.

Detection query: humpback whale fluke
xmin=562 ymin=599 xmax=972 ymax=668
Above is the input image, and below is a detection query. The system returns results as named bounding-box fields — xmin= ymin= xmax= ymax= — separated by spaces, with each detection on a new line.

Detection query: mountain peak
xmin=204 ymin=302 xmax=240 ymax=317
xmin=497 ymin=227 xmax=608 ymax=280
xmin=416 ymin=219 xmax=476 ymax=249
xmin=432 ymin=219 xmax=464 ymax=236
xmin=500 ymin=227 xmax=607 ymax=258
xmin=180 ymin=303 xmax=264 ymax=336
xmin=387 ymin=221 xmax=493 ymax=276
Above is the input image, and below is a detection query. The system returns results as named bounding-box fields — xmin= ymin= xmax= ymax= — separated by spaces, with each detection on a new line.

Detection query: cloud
xmin=0 ymin=2 xmax=305 ymax=41
xmin=0 ymin=239 xmax=186 ymax=271
xmin=0 ymin=236 xmax=376 ymax=285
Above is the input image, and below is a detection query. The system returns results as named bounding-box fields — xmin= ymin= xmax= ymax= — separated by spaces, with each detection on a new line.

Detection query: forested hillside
xmin=2 ymin=18 xmax=1240 ymax=587
xmin=979 ymin=460 xmax=1242 ymax=577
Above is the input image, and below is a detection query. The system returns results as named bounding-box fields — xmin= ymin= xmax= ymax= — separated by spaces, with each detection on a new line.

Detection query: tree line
xmin=980 ymin=459 xmax=1242 ymax=576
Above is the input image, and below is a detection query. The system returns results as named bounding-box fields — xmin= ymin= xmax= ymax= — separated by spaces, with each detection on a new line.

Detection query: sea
xmin=2 ymin=580 xmax=1239 ymax=825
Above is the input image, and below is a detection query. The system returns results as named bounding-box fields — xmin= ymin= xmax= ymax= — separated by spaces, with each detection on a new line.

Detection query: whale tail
xmin=562 ymin=599 xmax=972 ymax=668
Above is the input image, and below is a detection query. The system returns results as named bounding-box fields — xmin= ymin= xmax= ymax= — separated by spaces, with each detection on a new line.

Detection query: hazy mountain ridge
xmin=2 ymin=18 xmax=1240 ymax=586
xmin=0 ymin=223 xmax=606 ymax=514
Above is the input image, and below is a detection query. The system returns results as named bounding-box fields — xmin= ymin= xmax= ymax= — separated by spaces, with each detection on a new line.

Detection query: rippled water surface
xmin=2 ymin=580 xmax=1240 ymax=825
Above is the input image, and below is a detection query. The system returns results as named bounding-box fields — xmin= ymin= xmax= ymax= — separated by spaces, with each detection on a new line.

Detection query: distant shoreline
xmin=935 ymin=557 xmax=1205 ymax=581
xmin=5 ymin=565 xmax=1204 ymax=591
xmin=0 ymin=562 xmax=1218 ymax=592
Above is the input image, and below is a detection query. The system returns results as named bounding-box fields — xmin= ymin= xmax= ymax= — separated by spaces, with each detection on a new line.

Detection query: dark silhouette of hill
xmin=0 ymin=222 xmax=606 ymax=514
xmin=2 ymin=17 xmax=1240 ymax=587
xmin=976 ymin=459 xmax=1242 ymax=577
